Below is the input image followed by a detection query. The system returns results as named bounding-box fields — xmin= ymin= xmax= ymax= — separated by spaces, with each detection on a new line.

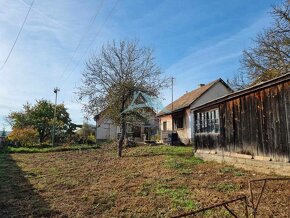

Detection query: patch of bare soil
xmin=0 ymin=144 xmax=289 ymax=217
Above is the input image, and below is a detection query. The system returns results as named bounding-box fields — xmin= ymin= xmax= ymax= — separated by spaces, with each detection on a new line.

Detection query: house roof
xmin=157 ymin=78 xmax=231 ymax=116
xmin=94 ymin=106 xmax=157 ymax=125
xmin=193 ymin=73 xmax=290 ymax=112
xmin=94 ymin=110 xmax=107 ymax=125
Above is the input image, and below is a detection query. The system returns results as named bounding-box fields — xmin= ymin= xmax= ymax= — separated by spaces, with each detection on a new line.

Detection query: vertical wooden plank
xmin=256 ymin=91 xmax=264 ymax=157
xmin=278 ymin=83 xmax=288 ymax=161
xmin=232 ymin=98 xmax=241 ymax=153
xmin=228 ymin=101 xmax=234 ymax=152
xmin=237 ymin=97 xmax=243 ymax=151
xmin=262 ymin=88 xmax=270 ymax=157
xmin=285 ymin=81 xmax=290 ymax=162
xmin=241 ymin=95 xmax=251 ymax=153
xmin=247 ymin=93 xmax=256 ymax=156
xmin=278 ymin=84 xmax=283 ymax=160
xmin=273 ymin=86 xmax=279 ymax=160
xmin=232 ymin=100 xmax=237 ymax=152
xmin=239 ymin=96 xmax=244 ymax=151
xmin=267 ymin=86 xmax=275 ymax=159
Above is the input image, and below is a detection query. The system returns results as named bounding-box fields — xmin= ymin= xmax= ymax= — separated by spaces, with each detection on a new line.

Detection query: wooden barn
xmin=193 ymin=73 xmax=290 ymax=162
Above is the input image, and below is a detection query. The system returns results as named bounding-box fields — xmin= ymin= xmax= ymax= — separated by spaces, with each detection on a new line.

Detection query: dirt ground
xmin=0 ymin=144 xmax=289 ymax=217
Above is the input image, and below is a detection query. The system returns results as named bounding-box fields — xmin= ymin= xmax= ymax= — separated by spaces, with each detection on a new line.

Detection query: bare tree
xmin=77 ymin=40 xmax=168 ymax=157
xmin=227 ymin=72 xmax=249 ymax=90
xmin=229 ymin=1 xmax=290 ymax=90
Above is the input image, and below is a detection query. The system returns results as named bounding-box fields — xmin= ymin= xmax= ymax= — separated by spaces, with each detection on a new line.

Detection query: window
xmin=195 ymin=108 xmax=219 ymax=133
xmin=175 ymin=116 xmax=183 ymax=129
xmin=163 ymin=121 xmax=167 ymax=131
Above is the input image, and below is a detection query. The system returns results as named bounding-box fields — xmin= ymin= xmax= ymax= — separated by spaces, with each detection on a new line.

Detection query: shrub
xmin=87 ymin=133 xmax=96 ymax=144
xmin=8 ymin=127 xmax=39 ymax=147
xmin=150 ymin=134 xmax=160 ymax=141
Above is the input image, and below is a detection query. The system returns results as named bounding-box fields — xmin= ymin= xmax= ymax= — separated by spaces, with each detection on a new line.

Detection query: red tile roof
xmin=158 ymin=79 xmax=229 ymax=116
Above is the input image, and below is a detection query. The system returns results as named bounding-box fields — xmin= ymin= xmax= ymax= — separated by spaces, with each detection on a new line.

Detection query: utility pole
xmin=52 ymin=87 xmax=60 ymax=146
xmin=171 ymin=77 xmax=174 ymax=145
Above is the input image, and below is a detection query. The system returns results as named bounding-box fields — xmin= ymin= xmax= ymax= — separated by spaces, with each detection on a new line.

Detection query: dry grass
xmin=0 ymin=144 xmax=289 ymax=217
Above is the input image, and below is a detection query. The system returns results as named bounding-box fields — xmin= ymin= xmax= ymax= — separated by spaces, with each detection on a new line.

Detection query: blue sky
xmin=0 ymin=0 xmax=281 ymax=130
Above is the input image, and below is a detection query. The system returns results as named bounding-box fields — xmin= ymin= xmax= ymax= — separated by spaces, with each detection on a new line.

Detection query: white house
xmin=94 ymin=110 xmax=158 ymax=141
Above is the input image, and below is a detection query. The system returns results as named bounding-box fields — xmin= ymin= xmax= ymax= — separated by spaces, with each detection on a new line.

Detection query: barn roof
xmin=157 ymin=78 xmax=231 ymax=116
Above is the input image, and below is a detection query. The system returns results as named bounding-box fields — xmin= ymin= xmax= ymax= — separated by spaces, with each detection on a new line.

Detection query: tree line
xmin=6 ymin=100 xmax=95 ymax=146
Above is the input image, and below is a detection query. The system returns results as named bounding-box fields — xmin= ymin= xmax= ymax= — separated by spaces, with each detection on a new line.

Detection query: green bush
xmin=87 ymin=133 xmax=96 ymax=144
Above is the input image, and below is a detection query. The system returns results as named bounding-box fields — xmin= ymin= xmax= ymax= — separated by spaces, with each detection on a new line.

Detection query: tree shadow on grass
xmin=0 ymin=152 xmax=62 ymax=217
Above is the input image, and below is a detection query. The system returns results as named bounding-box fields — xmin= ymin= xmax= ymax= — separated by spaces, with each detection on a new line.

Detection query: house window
xmin=195 ymin=108 xmax=219 ymax=133
xmin=175 ymin=116 xmax=184 ymax=129
xmin=163 ymin=121 xmax=167 ymax=131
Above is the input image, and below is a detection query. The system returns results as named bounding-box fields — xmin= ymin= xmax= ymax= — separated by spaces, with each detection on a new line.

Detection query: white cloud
xmin=161 ymin=14 xmax=272 ymax=106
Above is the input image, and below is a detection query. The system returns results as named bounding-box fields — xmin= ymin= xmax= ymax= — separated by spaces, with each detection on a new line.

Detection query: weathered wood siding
xmin=195 ymin=80 xmax=290 ymax=162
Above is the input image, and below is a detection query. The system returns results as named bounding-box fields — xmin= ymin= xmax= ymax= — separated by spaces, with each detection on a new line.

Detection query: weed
xmin=234 ymin=171 xmax=245 ymax=176
xmin=155 ymin=184 xmax=199 ymax=210
xmin=165 ymin=158 xmax=186 ymax=169
xmin=48 ymin=167 xmax=59 ymax=175
xmin=159 ymin=177 xmax=175 ymax=183
xmin=125 ymin=172 xmax=142 ymax=180
xmin=219 ymin=166 xmax=235 ymax=174
xmin=155 ymin=183 xmax=172 ymax=195
xmin=91 ymin=192 xmax=116 ymax=213
xmin=213 ymin=183 xmax=240 ymax=192
xmin=165 ymin=153 xmax=204 ymax=170
xmin=219 ymin=166 xmax=246 ymax=177
xmin=138 ymin=182 xmax=153 ymax=196
xmin=203 ymin=209 xmax=232 ymax=218
xmin=203 ymin=210 xmax=214 ymax=217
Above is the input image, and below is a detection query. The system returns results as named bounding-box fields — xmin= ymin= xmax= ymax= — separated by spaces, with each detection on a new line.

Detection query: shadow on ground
xmin=0 ymin=152 xmax=61 ymax=217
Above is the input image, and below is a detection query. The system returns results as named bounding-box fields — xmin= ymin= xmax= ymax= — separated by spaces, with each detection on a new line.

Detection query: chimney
xmin=199 ymin=84 xmax=205 ymax=87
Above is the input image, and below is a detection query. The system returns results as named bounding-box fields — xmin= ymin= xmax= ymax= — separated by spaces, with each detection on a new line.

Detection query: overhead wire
xmin=61 ymin=0 xmax=119 ymax=86
xmin=57 ymin=0 xmax=106 ymax=84
xmin=0 ymin=0 xmax=35 ymax=71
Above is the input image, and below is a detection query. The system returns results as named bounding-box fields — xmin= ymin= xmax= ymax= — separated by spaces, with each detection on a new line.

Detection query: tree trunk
xmin=118 ymin=117 xmax=126 ymax=157
xmin=39 ymin=130 xmax=44 ymax=143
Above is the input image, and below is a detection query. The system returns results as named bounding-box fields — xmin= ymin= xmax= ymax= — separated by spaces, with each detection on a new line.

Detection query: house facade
xmin=193 ymin=73 xmax=290 ymax=162
xmin=157 ymin=79 xmax=232 ymax=145
xmin=94 ymin=111 xmax=158 ymax=141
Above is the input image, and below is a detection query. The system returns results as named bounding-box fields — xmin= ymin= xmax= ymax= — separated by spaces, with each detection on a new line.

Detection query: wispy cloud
xmin=0 ymin=0 xmax=117 ymax=129
xmin=160 ymin=12 xmax=272 ymax=106
xmin=0 ymin=0 xmax=276 ymax=130
xmin=166 ymin=15 xmax=271 ymax=79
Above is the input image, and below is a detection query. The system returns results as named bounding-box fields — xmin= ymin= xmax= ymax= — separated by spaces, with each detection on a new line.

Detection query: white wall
xmin=190 ymin=82 xmax=231 ymax=109
xmin=96 ymin=119 xmax=118 ymax=140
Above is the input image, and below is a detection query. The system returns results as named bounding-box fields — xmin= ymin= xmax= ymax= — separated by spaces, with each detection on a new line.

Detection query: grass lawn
xmin=4 ymin=144 xmax=101 ymax=153
xmin=0 ymin=143 xmax=289 ymax=217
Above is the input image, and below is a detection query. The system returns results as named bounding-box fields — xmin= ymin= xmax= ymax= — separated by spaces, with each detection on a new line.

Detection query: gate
xmin=173 ymin=178 xmax=290 ymax=218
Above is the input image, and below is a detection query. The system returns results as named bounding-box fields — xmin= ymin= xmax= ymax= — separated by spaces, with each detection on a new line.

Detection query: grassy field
xmin=0 ymin=143 xmax=289 ymax=217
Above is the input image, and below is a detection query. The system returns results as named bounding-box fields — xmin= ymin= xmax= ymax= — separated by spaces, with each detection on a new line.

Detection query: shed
xmin=193 ymin=73 xmax=290 ymax=162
